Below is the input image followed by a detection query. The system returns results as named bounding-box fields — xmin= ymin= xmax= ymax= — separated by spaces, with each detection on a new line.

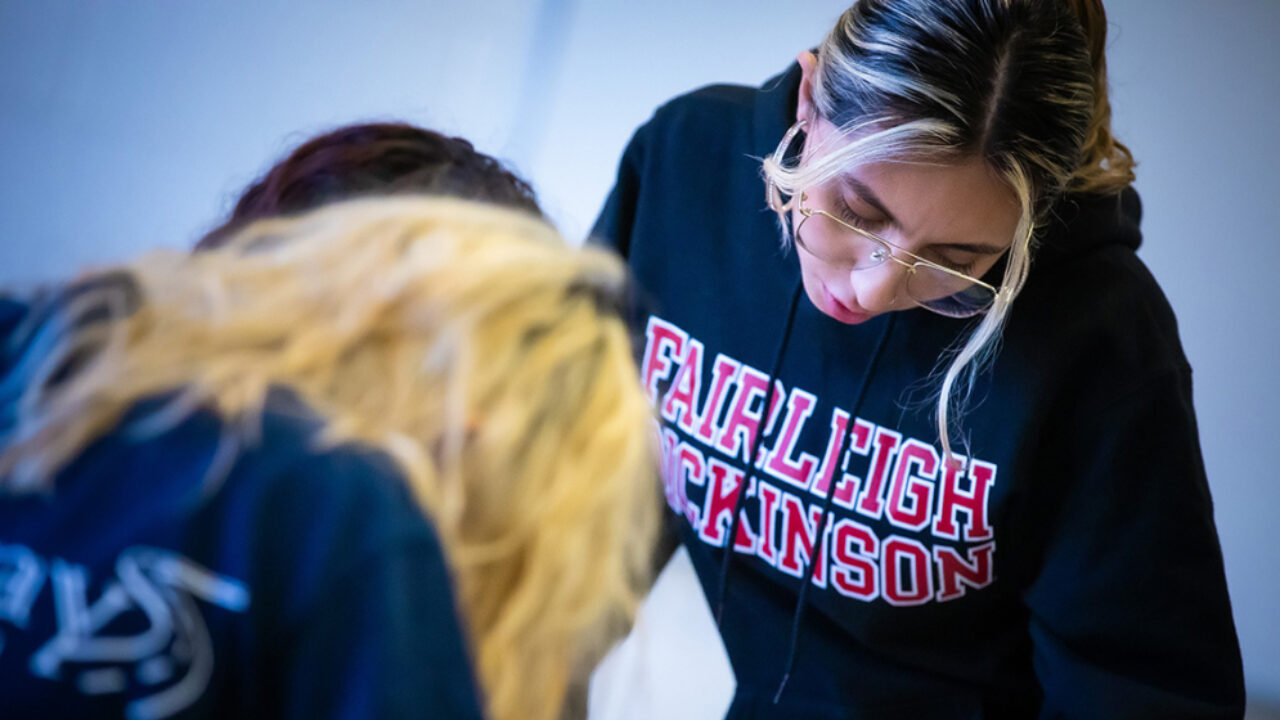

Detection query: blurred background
xmin=2 ymin=0 xmax=1277 ymax=714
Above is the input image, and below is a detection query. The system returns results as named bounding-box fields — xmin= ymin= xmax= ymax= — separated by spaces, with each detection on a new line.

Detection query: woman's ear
xmin=796 ymin=51 xmax=819 ymax=125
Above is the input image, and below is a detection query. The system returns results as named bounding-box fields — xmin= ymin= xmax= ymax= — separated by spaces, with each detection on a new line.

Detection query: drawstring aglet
xmin=772 ymin=671 xmax=792 ymax=704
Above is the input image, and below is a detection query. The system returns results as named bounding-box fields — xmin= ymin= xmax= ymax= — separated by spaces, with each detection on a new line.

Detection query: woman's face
xmin=791 ymin=125 xmax=1022 ymax=324
xmin=792 ymin=54 xmax=1022 ymax=325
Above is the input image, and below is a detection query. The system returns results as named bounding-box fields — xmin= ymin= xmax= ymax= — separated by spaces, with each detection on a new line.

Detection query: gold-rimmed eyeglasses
xmin=793 ymin=189 xmax=1004 ymax=319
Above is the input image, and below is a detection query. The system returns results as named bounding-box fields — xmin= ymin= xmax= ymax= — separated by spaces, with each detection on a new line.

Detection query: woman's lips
xmin=821 ymin=283 xmax=873 ymax=324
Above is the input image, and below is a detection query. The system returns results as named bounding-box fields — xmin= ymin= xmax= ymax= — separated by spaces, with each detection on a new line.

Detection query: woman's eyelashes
xmin=837 ymin=203 xmax=886 ymax=231
xmin=837 ymin=197 xmax=983 ymax=275
xmin=942 ymin=257 xmax=980 ymax=274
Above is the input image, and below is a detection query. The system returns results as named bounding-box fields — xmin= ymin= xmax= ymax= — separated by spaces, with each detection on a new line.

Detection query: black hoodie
xmin=593 ymin=63 xmax=1244 ymax=719
xmin=0 ymin=294 xmax=485 ymax=719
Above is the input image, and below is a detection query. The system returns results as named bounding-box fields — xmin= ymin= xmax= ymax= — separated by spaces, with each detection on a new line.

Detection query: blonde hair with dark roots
xmin=764 ymin=0 xmax=1114 ymax=459
xmin=0 ymin=197 xmax=660 ymax=720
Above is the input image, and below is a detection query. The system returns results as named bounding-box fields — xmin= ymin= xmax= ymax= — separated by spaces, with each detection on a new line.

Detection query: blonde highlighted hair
xmin=764 ymin=0 xmax=1124 ymax=458
xmin=0 ymin=197 xmax=659 ymax=720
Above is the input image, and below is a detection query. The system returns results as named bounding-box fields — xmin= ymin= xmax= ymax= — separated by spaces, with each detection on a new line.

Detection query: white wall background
xmin=2 ymin=0 xmax=1277 ymax=713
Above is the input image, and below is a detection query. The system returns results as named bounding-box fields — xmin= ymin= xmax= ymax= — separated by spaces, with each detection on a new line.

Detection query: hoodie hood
xmin=1034 ymin=186 xmax=1143 ymax=265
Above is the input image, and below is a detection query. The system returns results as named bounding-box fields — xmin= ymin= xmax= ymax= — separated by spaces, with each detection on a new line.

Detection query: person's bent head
xmin=3 ymin=197 xmax=657 ymax=720
xmin=764 ymin=0 xmax=1132 ymax=455
xmin=196 ymin=122 xmax=540 ymax=250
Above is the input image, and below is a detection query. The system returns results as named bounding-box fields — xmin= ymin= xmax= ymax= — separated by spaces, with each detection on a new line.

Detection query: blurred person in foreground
xmin=0 ymin=191 xmax=658 ymax=718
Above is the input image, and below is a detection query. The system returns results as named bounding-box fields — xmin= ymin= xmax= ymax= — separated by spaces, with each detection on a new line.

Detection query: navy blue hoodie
xmin=593 ymin=64 xmax=1244 ymax=719
xmin=0 ymin=296 xmax=485 ymax=719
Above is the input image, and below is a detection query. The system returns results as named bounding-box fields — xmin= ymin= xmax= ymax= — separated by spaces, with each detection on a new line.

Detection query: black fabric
xmin=0 ymin=302 xmax=485 ymax=720
xmin=591 ymin=63 xmax=1244 ymax=719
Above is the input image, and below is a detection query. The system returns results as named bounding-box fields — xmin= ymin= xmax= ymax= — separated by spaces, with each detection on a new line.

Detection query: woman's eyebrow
xmin=842 ymin=177 xmax=898 ymax=224
xmin=842 ymin=176 xmax=1009 ymax=255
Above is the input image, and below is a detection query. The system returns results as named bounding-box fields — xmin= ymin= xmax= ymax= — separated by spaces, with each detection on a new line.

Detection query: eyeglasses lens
xmin=796 ymin=193 xmax=995 ymax=319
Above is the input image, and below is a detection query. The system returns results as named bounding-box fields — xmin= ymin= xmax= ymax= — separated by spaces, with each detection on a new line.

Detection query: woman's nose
xmin=850 ymin=259 xmax=910 ymax=313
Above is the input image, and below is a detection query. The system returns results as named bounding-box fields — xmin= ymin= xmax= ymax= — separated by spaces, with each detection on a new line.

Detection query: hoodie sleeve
xmin=1023 ymin=367 xmax=1244 ymax=719
xmin=280 ymin=533 xmax=486 ymax=720
xmin=247 ymin=444 xmax=487 ymax=720
xmin=590 ymin=121 xmax=650 ymax=258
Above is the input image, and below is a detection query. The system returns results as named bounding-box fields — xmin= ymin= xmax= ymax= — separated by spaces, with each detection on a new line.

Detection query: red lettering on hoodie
xmin=640 ymin=317 xmax=685 ymax=402
xmin=886 ymin=439 xmax=939 ymax=532
xmin=882 ymin=536 xmax=932 ymax=606
xmin=934 ymin=542 xmax=995 ymax=602
xmin=714 ymin=364 xmax=773 ymax=460
xmin=699 ymin=457 xmax=758 ymax=552
xmin=778 ymin=494 xmax=830 ymax=587
xmin=661 ymin=338 xmax=704 ymax=434
xmin=762 ymin=387 xmax=819 ymax=491
xmin=856 ymin=427 xmax=902 ymax=519
xmin=695 ymin=354 xmax=741 ymax=444
xmin=933 ymin=457 xmax=996 ymax=542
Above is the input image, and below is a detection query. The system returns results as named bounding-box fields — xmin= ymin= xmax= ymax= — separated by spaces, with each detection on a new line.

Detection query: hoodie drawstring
xmin=715 ymin=279 xmax=804 ymax=627
xmin=773 ymin=312 xmax=895 ymax=704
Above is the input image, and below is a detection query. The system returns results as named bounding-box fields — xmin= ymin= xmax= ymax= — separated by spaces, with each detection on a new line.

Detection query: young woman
xmin=0 ymin=197 xmax=658 ymax=720
xmin=593 ymin=0 xmax=1244 ymax=717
